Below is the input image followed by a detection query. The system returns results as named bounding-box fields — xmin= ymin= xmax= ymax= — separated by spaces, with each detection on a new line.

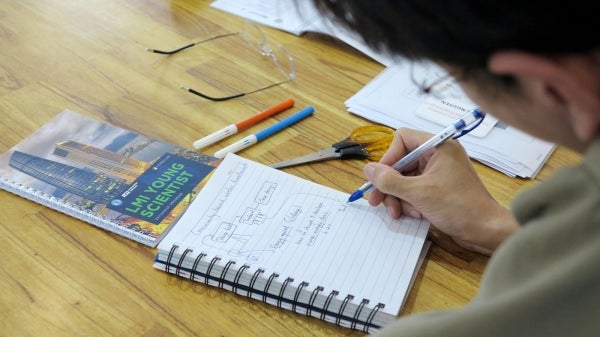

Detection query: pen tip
xmin=347 ymin=190 xmax=363 ymax=203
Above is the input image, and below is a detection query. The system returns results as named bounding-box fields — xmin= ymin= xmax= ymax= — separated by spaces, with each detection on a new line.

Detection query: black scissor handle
xmin=338 ymin=146 xmax=369 ymax=159
xmin=332 ymin=139 xmax=357 ymax=149
xmin=332 ymin=140 xmax=369 ymax=159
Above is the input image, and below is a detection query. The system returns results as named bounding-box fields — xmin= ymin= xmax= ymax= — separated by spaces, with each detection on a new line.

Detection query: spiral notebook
xmin=0 ymin=110 xmax=219 ymax=247
xmin=154 ymin=154 xmax=430 ymax=332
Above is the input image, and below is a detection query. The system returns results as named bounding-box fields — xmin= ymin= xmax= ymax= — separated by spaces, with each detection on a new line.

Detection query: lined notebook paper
xmin=154 ymin=154 xmax=429 ymax=332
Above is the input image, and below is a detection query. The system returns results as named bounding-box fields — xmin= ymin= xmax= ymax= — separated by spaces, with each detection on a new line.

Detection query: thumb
xmin=364 ymin=162 xmax=414 ymax=199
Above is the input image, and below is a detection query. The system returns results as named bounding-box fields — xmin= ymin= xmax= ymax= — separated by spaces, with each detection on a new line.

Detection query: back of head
xmin=311 ymin=0 xmax=597 ymax=69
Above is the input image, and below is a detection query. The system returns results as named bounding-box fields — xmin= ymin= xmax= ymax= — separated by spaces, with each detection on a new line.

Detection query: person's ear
xmin=489 ymin=51 xmax=600 ymax=141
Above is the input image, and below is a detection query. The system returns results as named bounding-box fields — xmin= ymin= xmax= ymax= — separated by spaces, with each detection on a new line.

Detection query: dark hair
xmin=311 ymin=0 xmax=597 ymax=70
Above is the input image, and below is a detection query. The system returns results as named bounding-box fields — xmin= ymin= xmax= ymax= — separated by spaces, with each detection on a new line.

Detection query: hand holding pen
xmin=348 ymin=109 xmax=485 ymax=202
xmin=351 ymin=108 xmax=519 ymax=255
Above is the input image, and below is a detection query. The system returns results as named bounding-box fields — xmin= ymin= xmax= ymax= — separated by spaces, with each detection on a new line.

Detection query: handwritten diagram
xmin=188 ymin=161 xmax=351 ymax=264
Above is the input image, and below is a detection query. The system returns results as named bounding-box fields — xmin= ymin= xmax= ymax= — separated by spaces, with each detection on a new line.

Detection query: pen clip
xmin=452 ymin=109 xmax=486 ymax=139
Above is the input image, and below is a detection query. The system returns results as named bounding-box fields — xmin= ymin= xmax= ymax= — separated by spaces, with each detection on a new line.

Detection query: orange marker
xmin=192 ymin=98 xmax=295 ymax=150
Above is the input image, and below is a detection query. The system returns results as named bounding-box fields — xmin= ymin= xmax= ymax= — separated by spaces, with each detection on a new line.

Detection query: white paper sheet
xmin=211 ymin=0 xmax=395 ymax=66
xmin=346 ymin=63 xmax=555 ymax=178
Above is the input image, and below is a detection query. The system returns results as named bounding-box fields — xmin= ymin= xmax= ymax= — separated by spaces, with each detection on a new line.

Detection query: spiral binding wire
xmin=1 ymin=178 xmax=156 ymax=246
xmin=176 ymin=248 xmax=193 ymax=277
xmin=163 ymin=245 xmax=383 ymax=332
xmin=166 ymin=245 xmax=178 ymax=274
xmin=292 ymin=281 xmax=308 ymax=313
xmin=277 ymin=277 xmax=293 ymax=308
xmin=190 ymin=252 xmax=206 ymax=283
xmin=352 ymin=299 xmax=369 ymax=330
xmin=219 ymin=260 xmax=236 ymax=289
xmin=364 ymin=303 xmax=385 ymax=332
xmin=206 ymin=256 xmax=221 ymax=284
xmin=307 ymin=285 xmax=324 ymax=316
xmin=263 ymin=272 xmax=279 ymax=302
xmin=232 ymin=264 xmax=249 ymax=295
xmin=336 ymin=294 xmax=354 ymax=325
xmin=320 ymin=290 xmax=339 ymax=321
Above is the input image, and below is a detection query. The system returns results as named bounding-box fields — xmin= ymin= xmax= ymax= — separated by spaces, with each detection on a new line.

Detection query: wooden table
xmin=0 ymin=1 xmax=581 ymax=336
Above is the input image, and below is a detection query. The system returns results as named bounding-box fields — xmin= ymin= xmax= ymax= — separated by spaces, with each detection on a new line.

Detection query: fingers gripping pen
xmin=347 ymin=108 xmax=485 ymax=202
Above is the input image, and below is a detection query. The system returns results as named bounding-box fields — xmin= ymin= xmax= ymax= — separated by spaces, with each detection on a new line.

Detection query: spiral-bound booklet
xmin=0 ymin=110 xmax=219 ymax=247
xmin=154 ymin=153 xmax=430 ymax=332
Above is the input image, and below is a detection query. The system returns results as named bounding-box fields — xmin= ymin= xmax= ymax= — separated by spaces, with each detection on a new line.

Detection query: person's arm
xmin=365 ymin=128 xmax=519 ymax=255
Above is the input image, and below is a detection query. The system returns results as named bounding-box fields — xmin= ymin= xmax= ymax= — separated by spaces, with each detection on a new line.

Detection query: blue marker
xmin=214 ymin=106 xmax=314 ymax=158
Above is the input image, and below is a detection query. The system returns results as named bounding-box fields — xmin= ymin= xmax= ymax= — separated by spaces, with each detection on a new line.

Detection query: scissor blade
xmin=270 ymin=148 xmax=339 ymax=169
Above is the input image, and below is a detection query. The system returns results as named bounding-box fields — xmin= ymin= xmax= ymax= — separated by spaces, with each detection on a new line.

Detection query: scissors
xmin=270 ymin=125 xmax=394 ymax=169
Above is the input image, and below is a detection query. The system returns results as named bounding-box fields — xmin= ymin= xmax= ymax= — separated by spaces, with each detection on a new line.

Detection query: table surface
xmin=0 ymin=1 xmax=581 ymax=336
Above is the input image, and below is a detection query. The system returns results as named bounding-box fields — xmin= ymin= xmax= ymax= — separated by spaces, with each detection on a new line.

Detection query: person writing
xmin=311 ymin=0 xmax=599 ymax=335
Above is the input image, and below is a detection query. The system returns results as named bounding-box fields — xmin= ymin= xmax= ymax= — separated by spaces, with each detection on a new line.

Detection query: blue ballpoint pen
xmin=347 ymin=108 xmax=485 ymax=202
xmin=214 ymin=106 xmax=314 ymax=158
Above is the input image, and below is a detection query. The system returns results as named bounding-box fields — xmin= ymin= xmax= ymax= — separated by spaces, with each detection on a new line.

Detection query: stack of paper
xmin=211 ymin=0 xmax=394 ymax=66
xmin=346 ymin=62 xmax=555 ymax=178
